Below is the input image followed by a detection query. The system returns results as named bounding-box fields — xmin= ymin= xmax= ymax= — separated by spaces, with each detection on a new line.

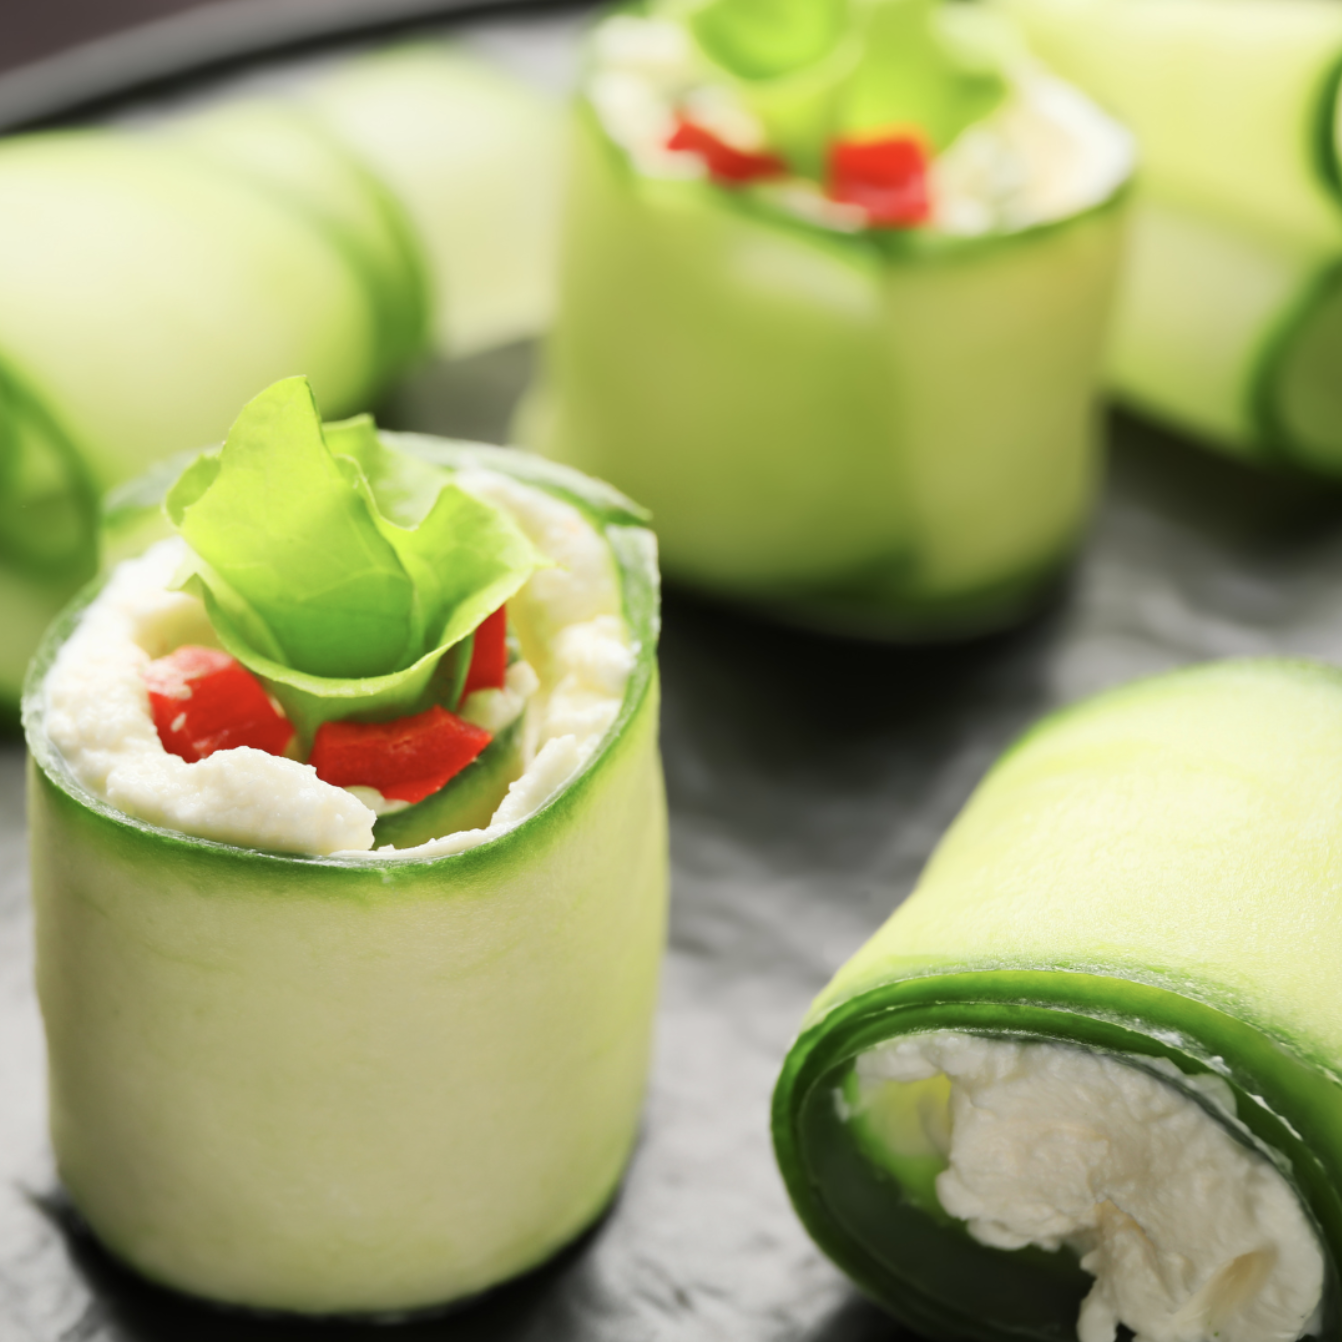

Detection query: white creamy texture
xmin=586 ymin=13 xmax=1134 ymax=236
xmin=855 ymin=1033 xmax=1324 ymax=1342
xmin=44 ymin=542 xmax=375 ymax=857
xmin=43 ymin=469 xmax=636 ymax=859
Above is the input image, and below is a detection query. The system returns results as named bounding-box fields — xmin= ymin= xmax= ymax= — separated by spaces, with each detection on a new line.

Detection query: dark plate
xmin=5 ymin=6 xmax=1342 ymax=1339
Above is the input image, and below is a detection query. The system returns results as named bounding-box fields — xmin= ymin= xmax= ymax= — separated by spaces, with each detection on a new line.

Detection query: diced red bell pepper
xmin=666 ymin=118 xmax=787 ymax=185
xmin=461 ymin=605 xmax=509 ymax=698
xmin=827 ymin=132 xmax=931 ymax=227
xmin=309 ymin=705 xmax=492 ymax=805
xmin=143 ymin=645 xmax=295 ymax=763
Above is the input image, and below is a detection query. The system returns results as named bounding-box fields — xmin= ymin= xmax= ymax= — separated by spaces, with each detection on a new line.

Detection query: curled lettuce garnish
xmin=653 ymin=0 xmax=1009 ymax=179
xmin=166 ymin=376 xmax=543 ymax=741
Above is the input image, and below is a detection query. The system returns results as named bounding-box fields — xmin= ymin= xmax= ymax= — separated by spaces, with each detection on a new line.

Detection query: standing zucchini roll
xmin=524 ymin=0 xmax=1133 ymax=637
xmin=773 ymin=659 xmax=1342 ymax=1342
xmin=998 ymin=0 xmax=1342 ymax=473
xmin=24 ymin=380 xmax=666 ymax=1315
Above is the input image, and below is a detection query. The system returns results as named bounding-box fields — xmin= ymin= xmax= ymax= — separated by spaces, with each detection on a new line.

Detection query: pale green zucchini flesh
xmin=302 ymin=46 xmax=565 ymax=358
xmin=526 ymin=109 xmax=1126 ymax=638
xmin=23 ymin=438 xmax=668 ymax=1316
xmin=774 ymin=659 xmax=1342 ymax=1342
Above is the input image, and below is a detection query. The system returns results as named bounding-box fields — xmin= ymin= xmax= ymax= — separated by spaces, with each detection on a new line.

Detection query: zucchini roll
xmin=24 ymin=379 xmax=666 ymax=1315
xmin=999 ymin=0 xmax=1342 ymax=472
xmin=0 ymin=42 xmax=561 ymax=716
xmin=0 ymin=123 xmax=426 ymax=716
xmin=773 ymin=659 xmax=1341 ymax=1342
xmin=299 ymin=44 xmax=565 ymax=357
xmin=523 ymin=0 xmax=1133 ymax=637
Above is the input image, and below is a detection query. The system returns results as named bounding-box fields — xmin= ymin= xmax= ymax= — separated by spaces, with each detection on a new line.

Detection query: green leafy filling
xmin=165 ymin=376 xmax=543 ymax=742
xmin=653 ymin=0 xmax=1010 ymax=176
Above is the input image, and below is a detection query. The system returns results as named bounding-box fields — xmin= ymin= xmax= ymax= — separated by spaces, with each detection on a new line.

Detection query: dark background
xmin=5 ymin=0 xmax=219 ymax=72
xmin=5 ymin=4 xmax=1342 ymax=1340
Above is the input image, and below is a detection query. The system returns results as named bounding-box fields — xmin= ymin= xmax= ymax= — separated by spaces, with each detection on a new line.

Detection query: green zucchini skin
xmin=525 ymin=106 xmax=1127 ymax=638
xmin=773 ymin=658 xmax=1342 ymax=1341
xmin=999 ymin=0 xmax=1342 ymax=474
xmin=23 ymin=440 xmax=667 ymax=1316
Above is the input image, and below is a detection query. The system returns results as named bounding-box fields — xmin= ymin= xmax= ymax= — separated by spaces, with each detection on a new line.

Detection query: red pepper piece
xmin=309 ymin=705 xmax=492 ymax=805
xmin=828 ymin=132 xmax=931 ymax=227
xmin=461 ymin=605 xmax=508 ymax=698
xmin=666 ymin=118 xmax=787 ymax=185
xmin=143 ymin=645 xmax=295 ymax=763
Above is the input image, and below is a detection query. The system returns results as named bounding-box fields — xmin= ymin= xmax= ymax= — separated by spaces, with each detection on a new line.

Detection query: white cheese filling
xmin=854 ymin=1032 xmax=1325 ymax=1342
xmin=586 ymin=13 xmax=1134 ymax=237
xmin=43 ymin=468 xmax=636 ymax=859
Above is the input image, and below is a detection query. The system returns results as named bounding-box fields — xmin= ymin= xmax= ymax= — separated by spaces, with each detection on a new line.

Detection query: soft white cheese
xmin=854 ymin=1032 xmax=1324 ymax=1342
xmin=43 ymin=469 xmax=636 ymax=860
xmin=44 ymin=541 xmax=375 ymax=857
xmin=586 ymin=12 xmax=1134 ymax=237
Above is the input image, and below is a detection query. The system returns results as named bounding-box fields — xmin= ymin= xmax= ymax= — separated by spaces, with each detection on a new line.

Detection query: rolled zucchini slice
xmin=23 ymin=434 xmax=667 ymax=1316
xmin=525 ymin=0 xmax=1131 ymax=637
xmin=301 ymin=44 xmax=565 ymax=358
xmin=774 ymin=658 xmax=1342 ymax=1342
xmin=1109 ymin=194 xmax=1342 ymax=471
xmin=997 ymin=0 xmax=1342 ymax=473
xmin=996 ymin=0 xmax=1342 ymax=247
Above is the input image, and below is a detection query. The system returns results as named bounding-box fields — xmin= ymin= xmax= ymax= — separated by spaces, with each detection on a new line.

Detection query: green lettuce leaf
xmin=166 ymin=376 xmax=543 ymax=742
xmin=836 ymin=0 xmax=1007 ymax=151
xmin=689 ymin=0 xmax=850 ymax=81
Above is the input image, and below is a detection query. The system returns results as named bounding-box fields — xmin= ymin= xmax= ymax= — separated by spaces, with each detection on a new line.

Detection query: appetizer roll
xmin=524 ymin=0 xmax=1133 ymax=636
xmin=0 ymin=122 xmax=426 ymax=716
xmin=24 ymin=379 xmax=666 ymax=1315
xmin=773 ymin=659 xmax=1341 ymax=1342
xmin=999 ymin=0 xmax=1342 ymax=471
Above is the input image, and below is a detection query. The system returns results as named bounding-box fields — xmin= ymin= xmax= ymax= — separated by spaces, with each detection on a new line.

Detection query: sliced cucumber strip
xmin=0 ymin=131 xmax=379 ymax=489
xmin=526 ymin=108 xmax=1125 ymax=633
xmin=774 ymin=659 xmax=1342 ymax=1342
xmin=998 ymin=0 xmax=1342 ymax=246
xmin=1109 ymin=194 xmax=1342 ymax=473
xmin=166 ymin=99 xmax=430 ymax=389
xmin=303 ymin=45 xmax=565 ymax=357
xmin=24 ymin=436 xmax=666 ymax=1315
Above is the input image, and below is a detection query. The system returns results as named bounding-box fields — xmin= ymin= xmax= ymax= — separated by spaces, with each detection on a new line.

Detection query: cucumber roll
xmin=23 ymin=378 xmax=666 ymax=1315
xmin=0 ymin=120 xmax=427 ymax=716
xmin=998 ymin=0 xmax=1342 ymax=472
xmin=300 ymin=44 xmax=565 ymax=358
xmin=773 ymin=658 xmax=1342 ymax=1342
xmin=523 ymin=0 xmax=1133 ymax=637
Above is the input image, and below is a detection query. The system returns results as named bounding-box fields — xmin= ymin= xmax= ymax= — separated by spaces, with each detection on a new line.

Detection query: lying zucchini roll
xmin=996 ymin=0 xmax=1342 ymax=246
xmin=300 ymin=44 xmax=565 ymax=357
xmin=773 ymin=659 xmax=1342 ymax=1342
xmin=1109 ymin=195 xmax=1342 ymax=471
xmin=523 ymin=0 xmax=1133 ymax=636
xmin=0 ymin=121 xmax=426 ymax=716
xmin=24 ymin=379 xmax=666 ymax=1315
xmin=998 ymin=0 xmax=1342 ymax=472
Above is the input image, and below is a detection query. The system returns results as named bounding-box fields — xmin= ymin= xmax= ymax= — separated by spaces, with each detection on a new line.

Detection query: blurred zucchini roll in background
xmin=523 ymin=0 xmax=1133 ymax=637
xmin=0 ymin=41 xmax=563 ymax=718
xmin=1000 ymin=0 xmax=1342 ymax=475
xmin=774 ymin=659 xmax=1342 ymax=1342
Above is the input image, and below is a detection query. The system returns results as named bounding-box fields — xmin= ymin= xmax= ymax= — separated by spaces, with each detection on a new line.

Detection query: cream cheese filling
xmin=852 ymin=1032 xmax=1325 ymax=1342
xmin=43 ymin=467 xmax=636 ymax=859
xmin=586 ymin=13 xmax=1134 ymax=237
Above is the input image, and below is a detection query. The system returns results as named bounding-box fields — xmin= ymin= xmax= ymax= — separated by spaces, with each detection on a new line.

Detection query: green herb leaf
xmin=690 ymin=0 xmax=850 ymax=81
xmin=166 ymin=376 xmax=543 ymax=741
xmin=836 ymin=0 xmax=1007 ymax=151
